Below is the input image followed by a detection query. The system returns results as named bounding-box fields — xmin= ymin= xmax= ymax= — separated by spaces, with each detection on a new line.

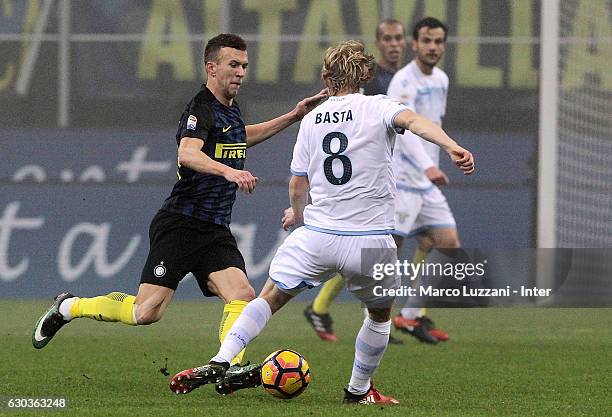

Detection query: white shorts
xmin=393 ymin=186 xmax=456 ymax=238
xmin=269 ymin=227 xmax=400 ymax=307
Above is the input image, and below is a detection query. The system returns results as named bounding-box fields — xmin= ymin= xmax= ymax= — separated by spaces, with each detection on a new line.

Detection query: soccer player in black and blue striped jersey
xmin=32 ymin=34 xmax=327 ymax=391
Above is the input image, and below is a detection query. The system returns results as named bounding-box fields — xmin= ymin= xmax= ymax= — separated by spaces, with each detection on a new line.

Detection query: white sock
xmin=58 ymin=297 xmax=78 ymax=321
xmin=400 ymin=307 xmax=420 ymax=320
xmin=348 ymin=317 xmax=391 ymax=395
xmin=211 ymin=298 xmax=272 ymax=364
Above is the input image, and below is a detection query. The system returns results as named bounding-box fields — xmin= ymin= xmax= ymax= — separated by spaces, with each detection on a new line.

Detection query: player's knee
xmin=135 ymin=305 xmax=163 ymax=325
xmin=417 ymin=236 xmax=434 ymax=252
xmin=432 ymin=234 xmax=461 ymax=249
xmin=239 ymin=286 xmax=256 ymax=302
xmin=448 ymin=237 xmax=461 ymax=248
xmin=230 ymin=281 xmax=256 ymax=302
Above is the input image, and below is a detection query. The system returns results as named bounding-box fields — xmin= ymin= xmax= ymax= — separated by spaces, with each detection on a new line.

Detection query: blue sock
xmin=348 ymin=317 xmax=391 ymax=395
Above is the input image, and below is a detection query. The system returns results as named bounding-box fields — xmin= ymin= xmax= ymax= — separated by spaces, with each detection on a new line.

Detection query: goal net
xmin=537 ymin=0 xmax=611 ymax=305
xmin=556 ymin=0 xmax=612 ymax=247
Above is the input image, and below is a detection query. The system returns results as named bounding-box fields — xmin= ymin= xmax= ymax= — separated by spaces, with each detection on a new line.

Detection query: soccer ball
xmin=260 ymin=349 xmax=311 ymax=399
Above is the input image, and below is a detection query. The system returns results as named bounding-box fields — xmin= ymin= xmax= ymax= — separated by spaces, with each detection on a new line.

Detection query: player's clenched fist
xmin=225 ymin=169 xmax=258 ymax=193
xmin=447 ymin=145 xmax=475 ymax=175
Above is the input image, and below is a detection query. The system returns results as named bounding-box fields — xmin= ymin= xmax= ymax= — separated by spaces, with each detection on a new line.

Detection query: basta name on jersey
xmin=314 ymin=110 xmax=353 ymax=124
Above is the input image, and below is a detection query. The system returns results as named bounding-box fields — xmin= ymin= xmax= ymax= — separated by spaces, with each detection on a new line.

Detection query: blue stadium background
xmin=1 ymin=0 xmax=542 ymax=299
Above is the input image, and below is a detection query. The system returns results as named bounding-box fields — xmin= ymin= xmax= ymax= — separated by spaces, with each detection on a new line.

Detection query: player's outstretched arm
xmin=178 ymin=137 xmax=258 ymax=193
xmin=282 ymin=175 xmax=310 ymax=230
xmin=245 ymin=89 xmax=328 ymax=148
xmin=395 ymin=110 xmax=475 ymax=175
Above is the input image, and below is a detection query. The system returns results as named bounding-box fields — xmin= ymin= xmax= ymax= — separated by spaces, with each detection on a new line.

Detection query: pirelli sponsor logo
xmin=215 ymin=143 xmax=246 ymax=159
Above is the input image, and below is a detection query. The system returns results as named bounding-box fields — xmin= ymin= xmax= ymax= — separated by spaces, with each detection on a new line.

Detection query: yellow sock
xmin=70 ymin=292 xmax=136 ymax=325
xmin=219 ymin=300 xmax=248 ymax=365
xmin=412 ymin=247 xmax=428 ymax=265
xmin=312 ymin=274 xmax=345 ymax=315
xmin=411 ymin=248 xmax=428 ymax=317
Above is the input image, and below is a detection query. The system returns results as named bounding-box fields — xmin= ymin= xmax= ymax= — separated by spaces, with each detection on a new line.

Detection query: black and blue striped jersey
xmin=161 ymin=85 xmax=247 ymax=227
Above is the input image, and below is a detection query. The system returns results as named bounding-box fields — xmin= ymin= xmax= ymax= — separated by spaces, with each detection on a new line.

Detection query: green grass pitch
xmin=2 ymin=300 xmax=610 ymax=417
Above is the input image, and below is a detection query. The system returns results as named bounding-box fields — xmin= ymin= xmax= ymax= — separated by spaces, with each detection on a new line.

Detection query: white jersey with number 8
xmin=290 ymin=93 xmax=408 ymax=234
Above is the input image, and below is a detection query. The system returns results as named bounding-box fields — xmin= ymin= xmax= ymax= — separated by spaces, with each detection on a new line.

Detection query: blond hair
xmin=322 ymin=40 xmax=375 ymax=95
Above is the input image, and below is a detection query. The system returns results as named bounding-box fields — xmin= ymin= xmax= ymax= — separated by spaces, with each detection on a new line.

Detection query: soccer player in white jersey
xmin=304 ymin=19 xmax=408 ymax=344
xmin=169 ymin=40 xmax=474 ymax=404
xmin=304 ymin=18 xmax=453 ymax=345
xmin=387 ymin=17 xmax=461 ymax=343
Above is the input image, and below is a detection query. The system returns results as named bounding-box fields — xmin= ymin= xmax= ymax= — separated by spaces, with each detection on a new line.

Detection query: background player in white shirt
xmin=170 ymin=40 xmax=474 ymax=404
xmin=387 ymin=17 xmax=461 ymax=344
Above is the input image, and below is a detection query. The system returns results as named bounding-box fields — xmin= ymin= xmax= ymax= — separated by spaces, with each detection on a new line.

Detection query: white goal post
xmin=537 ymin=0 xmax=559 ymax=249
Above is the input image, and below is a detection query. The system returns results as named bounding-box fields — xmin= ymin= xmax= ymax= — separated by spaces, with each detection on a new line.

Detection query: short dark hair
xmin=375 ymin=19 xmax=405 ymax=40
xmin=412 ymin=17 xmax=448 ymax=41
xmin=204 ymin=34 xmax=247 ymax=63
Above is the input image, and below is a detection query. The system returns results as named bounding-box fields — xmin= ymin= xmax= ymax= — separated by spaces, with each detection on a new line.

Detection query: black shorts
xmin=140 ymin=210 xmax=247 ymax=297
